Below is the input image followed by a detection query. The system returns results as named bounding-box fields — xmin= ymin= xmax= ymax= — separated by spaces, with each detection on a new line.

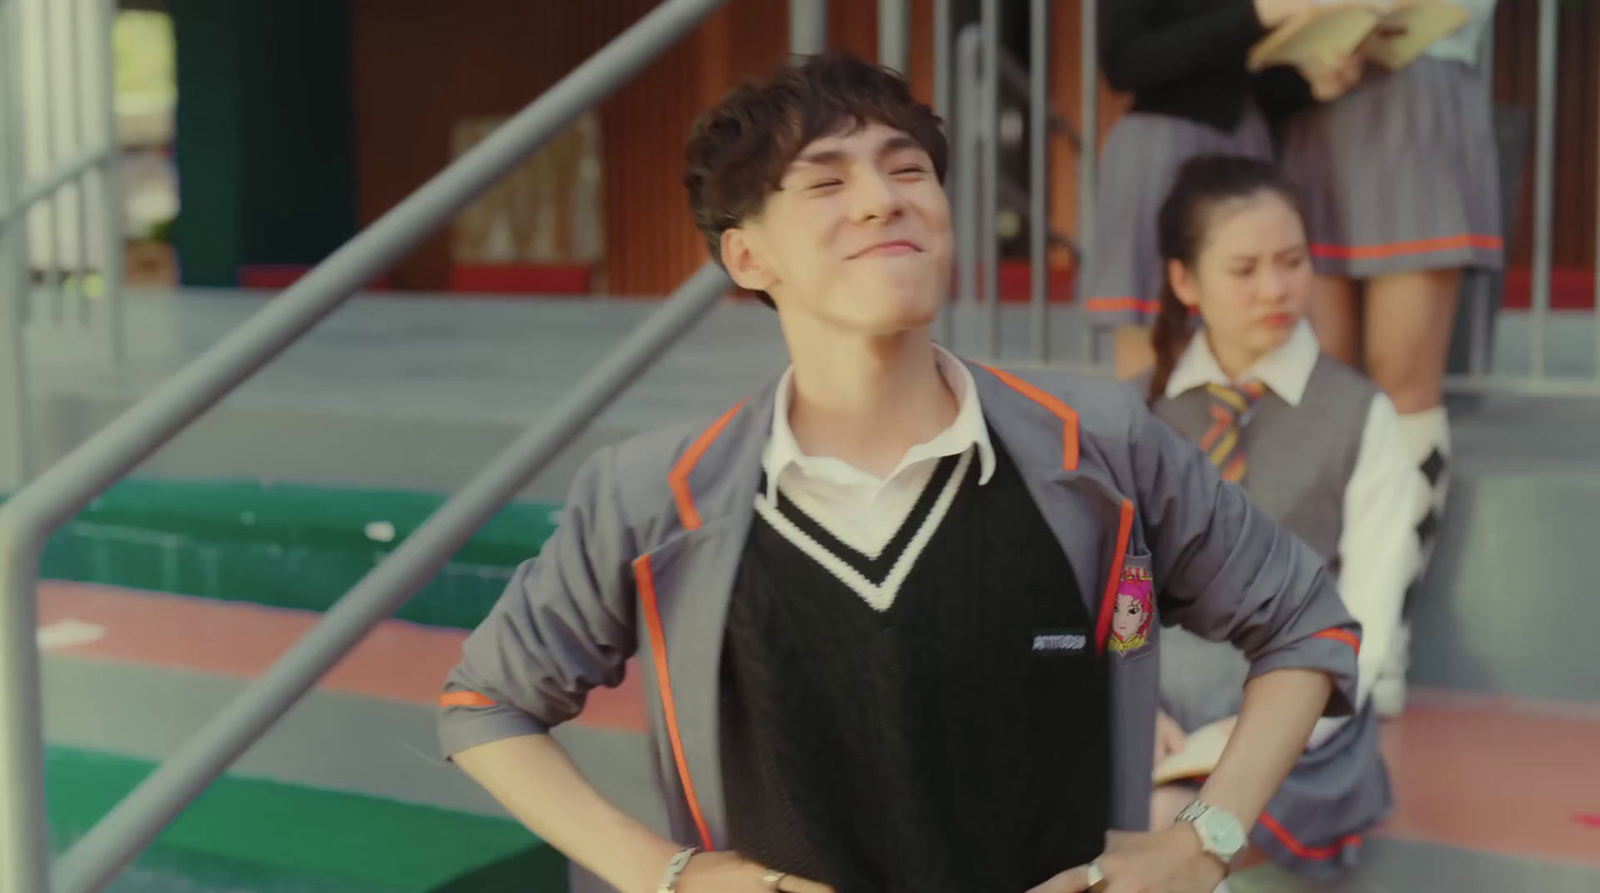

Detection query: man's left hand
xmin=1026 ymin=825 xmax=1226 ymax=893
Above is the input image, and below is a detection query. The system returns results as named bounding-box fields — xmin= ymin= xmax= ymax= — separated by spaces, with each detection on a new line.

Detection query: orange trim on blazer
xmin=635 ymin=554 xmax=715 ymax=850
xmin=977 ymin=365 xmax=1080 ymax=471
xmin=669 ymin=402 xmax=746 ymax=531
xmin=1095 ymin=499 xmax=1138 ymax=657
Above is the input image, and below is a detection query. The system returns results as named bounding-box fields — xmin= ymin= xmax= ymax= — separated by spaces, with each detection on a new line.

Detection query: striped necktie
xmin=1200 ymin=382 xmax=1267 ymax=483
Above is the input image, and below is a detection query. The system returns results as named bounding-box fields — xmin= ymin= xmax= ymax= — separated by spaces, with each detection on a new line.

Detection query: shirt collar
xmin=1165 ymin=320 xmax=1321 ymax=407
xmin=764 ymin=344 xmax=997 ymax=501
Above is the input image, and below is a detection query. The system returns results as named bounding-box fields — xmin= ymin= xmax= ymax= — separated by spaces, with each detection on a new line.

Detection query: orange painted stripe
xmin=1095 ymin=499 xmax=1137 ymax=657
xmin=439 ymin=691 xmax=495 ymax=708
xmin=977 ymin=365 xmax=1080 ymax=471
xmin=1313 ymin=628 xmax=1362 ymax=654
xmin=1312 ymin=234 xmax=1503 ymax=262
xmin=1257 ymin=813 xmax=1362 ymax=861
xmin=1084 ymin=296 xmax=1162 ymax=315
xmin=633 ymin=554 xmax=715 ymax=851
xmin=669 ymin=401 xmax=746 ymax=532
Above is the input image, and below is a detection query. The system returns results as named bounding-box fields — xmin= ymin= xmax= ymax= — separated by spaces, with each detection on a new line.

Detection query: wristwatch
xmin=1174 ymin=801 xmax=1247 ymax=866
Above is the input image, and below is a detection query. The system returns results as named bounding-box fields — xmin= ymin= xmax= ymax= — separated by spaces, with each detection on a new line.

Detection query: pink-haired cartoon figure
xmin=1109 ymin=565 xmax=1154 ymax=653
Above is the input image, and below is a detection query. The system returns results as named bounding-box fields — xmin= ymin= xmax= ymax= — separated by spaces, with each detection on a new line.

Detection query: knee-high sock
xmin=1376 ymin=406 xmax=1451 ymax=706
xmin=1396 ymin=405 xmax=1452 ymax=582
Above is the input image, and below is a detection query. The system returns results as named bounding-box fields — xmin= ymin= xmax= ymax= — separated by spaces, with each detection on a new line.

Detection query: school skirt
xmin=1158 ymin=626 xmax=1393 ymax=881
xmin=1079 ymin=105 xmax=1274 ymax=329
xmin=1280 ymin=57 xmax=1504 ymax=279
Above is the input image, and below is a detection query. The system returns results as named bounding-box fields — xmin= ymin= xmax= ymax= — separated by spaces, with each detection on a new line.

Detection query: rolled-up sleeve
xmin=438 ymin=445 xmax=639 ymax=759
xmin=1125 ymin=390 xmax=1361 ymax=718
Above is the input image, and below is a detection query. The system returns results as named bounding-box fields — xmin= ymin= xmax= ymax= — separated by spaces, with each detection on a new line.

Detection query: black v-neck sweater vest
xmin=718 ymin=437 xmax=1110 ymax=893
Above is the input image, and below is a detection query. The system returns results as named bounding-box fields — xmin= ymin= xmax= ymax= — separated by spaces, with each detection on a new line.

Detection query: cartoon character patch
xmin=1108 ymin=564 xmax=1154 ymax=654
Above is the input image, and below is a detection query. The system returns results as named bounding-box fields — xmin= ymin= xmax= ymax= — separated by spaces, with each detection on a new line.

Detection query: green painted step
xmin=48 ymin=745 xmax=567 ymax=893
xmin=7 ymin=479 xmax=563 ymax=630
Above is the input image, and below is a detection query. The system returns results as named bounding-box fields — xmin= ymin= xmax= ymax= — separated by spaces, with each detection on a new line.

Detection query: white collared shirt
xmin=1167 ymin=322 xmax=1418 ymax=746
xmin=763 ymin=345 xmax=997 ymax=560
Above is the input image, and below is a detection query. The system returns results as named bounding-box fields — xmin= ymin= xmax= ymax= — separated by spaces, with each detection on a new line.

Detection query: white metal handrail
xmin=1 ymin=1 xmax=1595 ymax=892
xmin=1 ymin=0 xmax=125 ymax=487
xmin=0 ymin=1 xmax=742 ymax=891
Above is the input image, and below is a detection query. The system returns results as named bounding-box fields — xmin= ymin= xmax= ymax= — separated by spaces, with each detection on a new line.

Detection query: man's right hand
xmin=673 ymin=852 xmax=834 ymax=893
xmin=1253 ymin=0 xmax=1314 ymax=30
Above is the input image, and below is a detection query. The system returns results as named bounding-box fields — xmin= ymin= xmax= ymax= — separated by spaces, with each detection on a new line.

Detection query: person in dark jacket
xmin=1080 ymin=0 xmax=1362 ymax=379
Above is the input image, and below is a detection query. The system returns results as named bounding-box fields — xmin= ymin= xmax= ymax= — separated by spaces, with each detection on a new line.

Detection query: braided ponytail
xmin=1142 ymin=154 xmax=1308 ymax=407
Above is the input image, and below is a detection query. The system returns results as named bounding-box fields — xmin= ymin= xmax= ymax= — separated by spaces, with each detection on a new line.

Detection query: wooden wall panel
xmin=351 ymin=1 xmax=1595 ymax=296
xmin=598 ymin=0 xmax=707 ymax=294
xmin=352 ymin=0 xmax=934 ymax=296
xmin=352 ymin=0 xmax=643 ymax=291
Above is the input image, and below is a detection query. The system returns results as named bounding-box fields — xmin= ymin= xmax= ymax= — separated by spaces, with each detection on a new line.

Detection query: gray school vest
xmin=1148 ymin=355 xmax=1377 ymax=571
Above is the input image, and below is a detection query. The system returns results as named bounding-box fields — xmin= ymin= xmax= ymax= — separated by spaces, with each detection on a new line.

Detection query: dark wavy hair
xmin=1146 ymin=155 xmax=1309 ymax=404
xmin=683 ymin=51 xmax=947 ymax=306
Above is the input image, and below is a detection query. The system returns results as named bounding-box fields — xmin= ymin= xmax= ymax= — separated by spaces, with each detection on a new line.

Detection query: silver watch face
xmin=1182 ymin=804 xmax=1247 ymax=858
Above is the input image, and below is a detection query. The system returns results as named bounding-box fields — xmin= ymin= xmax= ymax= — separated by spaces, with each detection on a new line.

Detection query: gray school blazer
xmin=438 ymin=360 xmax=1360 ymax=853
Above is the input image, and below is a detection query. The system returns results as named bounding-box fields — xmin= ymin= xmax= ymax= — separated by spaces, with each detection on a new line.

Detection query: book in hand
xmin=1247 ymin=1 xmax=1470 ymax=74
xmin=1152 ymin=717 xmax=1235 ymax=786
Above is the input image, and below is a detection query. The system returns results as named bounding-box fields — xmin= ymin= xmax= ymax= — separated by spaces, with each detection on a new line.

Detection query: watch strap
xmin=657 ymin=846 xmax=700 ymax=893
xmin=1175 ymin=801 xmax=1246 ymax=862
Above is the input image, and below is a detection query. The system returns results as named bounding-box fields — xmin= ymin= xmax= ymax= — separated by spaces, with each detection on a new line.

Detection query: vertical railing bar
xmin=879 ymin=0 xmax=908 ymax=74
xmin=1529 ymin=0 xmax=1556 ymax=379
xmin=1028 ymin=0 xmax=1048 ymax=363
xmin=1079 ymin=0 xmax=1099 ymax=366
xmin=93 ymin=0 xmax=122 ymax=372
xmin=933 ymin=0 xmax=953 ymax=346
xmin=1469 ymin=20 xmax=1495 ymax=378
xmin=790 ymin=0 xmax=827 ymax=55
xmin=956 ymin=25 xmax=980 ymax=355
xmin=0 ymin=10 xmax=47 ymax=893
xmin=0 ymin=0 xmax=36 ymax=489
xmin=67 ymin=0 xmax=90 ymax=327
xmin=981 ymin=0 xmax=1000 ymax=360
xmin=932 ymin=0 xmax=950 ymax=118
xmin=36 ymin=0 xmax=66 ymax=324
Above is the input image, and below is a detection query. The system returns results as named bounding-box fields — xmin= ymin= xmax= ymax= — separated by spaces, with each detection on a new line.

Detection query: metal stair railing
xmin=0 ymin=0 xmax=126 ymax=487
xmin=0 ymin=1 xmax=736 ymax=892
xmin=945 ymin=0 xmax=1091 ymax=368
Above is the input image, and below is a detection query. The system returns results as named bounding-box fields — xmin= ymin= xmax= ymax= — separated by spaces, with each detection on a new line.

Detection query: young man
xmin=439 ymin=54 xmax=1359 ymax=893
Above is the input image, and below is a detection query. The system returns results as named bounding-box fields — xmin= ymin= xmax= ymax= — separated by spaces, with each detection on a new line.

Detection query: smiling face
xmin=1168 ymin=191 xmax=1313 ymax=371
xmin=719 ymin=121 xmax=953 ymax=335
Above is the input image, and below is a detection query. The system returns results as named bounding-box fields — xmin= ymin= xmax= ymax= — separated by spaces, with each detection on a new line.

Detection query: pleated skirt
xmin=1079 ymin=105 xmax=1274 ymax=329
xmin=1281 ymin=58 xmax=1504 ymax=279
